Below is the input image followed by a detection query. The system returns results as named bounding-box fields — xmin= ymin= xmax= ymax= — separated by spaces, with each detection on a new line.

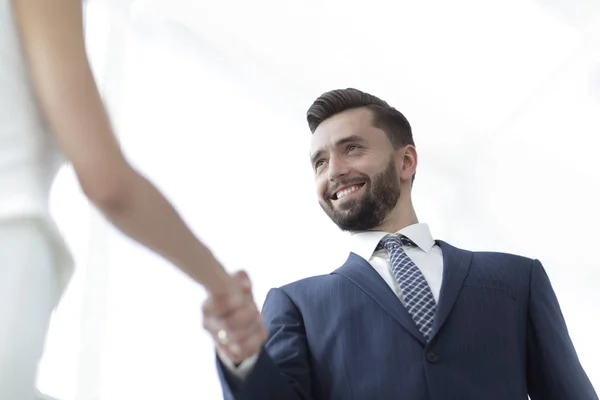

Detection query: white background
xmin=37 ymin=0 xmax=600 ymax=398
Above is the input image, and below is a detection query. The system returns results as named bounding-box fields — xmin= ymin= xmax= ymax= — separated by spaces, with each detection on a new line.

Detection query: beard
xmin=319 ymin=157 xmax=401 ymax=231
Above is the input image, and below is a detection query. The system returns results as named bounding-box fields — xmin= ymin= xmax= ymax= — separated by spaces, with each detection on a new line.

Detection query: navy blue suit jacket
xmin=217 ymin=241 xmax=598 ymax=399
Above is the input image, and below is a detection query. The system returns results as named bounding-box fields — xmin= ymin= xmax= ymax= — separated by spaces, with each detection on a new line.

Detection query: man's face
xmin=309 ymin=108 xmax=402 ymax=231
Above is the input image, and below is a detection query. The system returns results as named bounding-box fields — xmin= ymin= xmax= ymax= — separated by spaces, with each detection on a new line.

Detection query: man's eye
xmin=348 ymin=144 xmax=360 ymax=152
xmin=315 ymin=160 xmax=325 ymax=168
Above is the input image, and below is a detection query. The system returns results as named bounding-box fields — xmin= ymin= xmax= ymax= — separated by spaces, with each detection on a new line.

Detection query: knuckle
xmin=222 ymin=317 xmax=238 ymax=331
xmin=229 ymin=331 xmax=245 ymax=342
xmin=213 ymin=298 xmax=231 ymax=312
xmin=202 ymin=316 xmax=214 ymax=329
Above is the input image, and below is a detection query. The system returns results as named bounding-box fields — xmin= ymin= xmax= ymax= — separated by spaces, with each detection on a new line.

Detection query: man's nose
xmin=328 ymin=155 xmax=350 ymax=181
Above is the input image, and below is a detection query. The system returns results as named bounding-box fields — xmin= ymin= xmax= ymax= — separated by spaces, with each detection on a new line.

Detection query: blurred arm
xmin=11 ymin=0 xmax=232 ymax=293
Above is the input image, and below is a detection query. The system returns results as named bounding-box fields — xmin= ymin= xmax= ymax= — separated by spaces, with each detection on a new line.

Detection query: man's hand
xmin=202 ymin=270 xmax=267 ymax=365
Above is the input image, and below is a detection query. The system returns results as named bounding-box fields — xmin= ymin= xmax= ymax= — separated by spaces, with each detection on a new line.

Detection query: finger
xmin=217 ymin=343 xmax=245 ymax=365
xmin=232 ymin=270 xmax=252 ymax=292
xmin=217 ymin=331 xmax=260 ymax=364
xmin=207 ymin=321 xmax=243 ymax=362
xmin=203 ymin=306 xmax=257 ymax=353
xmin=218 ymin=306 xmax=261 ymax=341
xmin=208 ymin=308 xmax=265 ymax=361
xmin=203 ymin=273 xmax=254 ymax=316
xmin=203 ymin=308 xmax=254 ymax=338
xmin=223 ymin=310 xmax=266 ymax=348
xmin=227 ymin=322 xmax=268 ymax=361
xmin=203 ymin=291 xmax=246 ymax=318
xmin=202 ymin=315 xmax=221 ymax=333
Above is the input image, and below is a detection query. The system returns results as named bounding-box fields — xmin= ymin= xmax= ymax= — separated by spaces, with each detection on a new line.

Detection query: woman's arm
xmin=11 ymin=0 xmax=232 ymax=294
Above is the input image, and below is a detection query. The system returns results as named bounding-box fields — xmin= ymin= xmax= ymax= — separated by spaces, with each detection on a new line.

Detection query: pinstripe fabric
xmin=216 ymin=241 xmax=598 ymax=400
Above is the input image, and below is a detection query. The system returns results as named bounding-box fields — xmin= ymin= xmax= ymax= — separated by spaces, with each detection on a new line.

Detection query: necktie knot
xmin=377 ymin=234 xmax=414 ymax=252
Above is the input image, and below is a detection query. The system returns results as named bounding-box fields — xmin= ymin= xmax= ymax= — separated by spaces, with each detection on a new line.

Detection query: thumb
xmin=233 ymin=270 xmax=252 ymax=292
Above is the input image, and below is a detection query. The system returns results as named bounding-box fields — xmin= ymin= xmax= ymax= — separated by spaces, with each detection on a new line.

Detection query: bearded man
xmin=202 ymin=88 xmax=598 ymax=400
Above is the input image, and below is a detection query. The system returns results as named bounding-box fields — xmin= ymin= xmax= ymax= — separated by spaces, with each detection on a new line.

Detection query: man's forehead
xmin=310 ymin=108 xmax=373 ymax=151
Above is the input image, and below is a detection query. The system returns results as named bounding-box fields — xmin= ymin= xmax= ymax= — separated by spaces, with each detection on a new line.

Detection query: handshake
xmin=202 ymin=271 xmax=268 ymax=365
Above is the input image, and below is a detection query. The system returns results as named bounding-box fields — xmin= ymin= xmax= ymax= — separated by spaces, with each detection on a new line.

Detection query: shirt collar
xmin=349 ymin=223 xmax=436 ymax=261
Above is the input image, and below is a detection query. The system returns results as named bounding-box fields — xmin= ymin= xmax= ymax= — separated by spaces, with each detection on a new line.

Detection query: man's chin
xmin=333 ymin=197 xmax=362 ymax=212
xmin=329 ymin=212 xmax=366 ymax=230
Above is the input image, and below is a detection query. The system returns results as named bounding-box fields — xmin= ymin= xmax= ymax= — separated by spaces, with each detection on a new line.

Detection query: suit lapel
xmin=429 ymin=240 xmax=473 ymax=340
xmin=333 ymin=253 xmax=426 ymax=345
xmin=333 ymin=241 xmax=473 ymax=344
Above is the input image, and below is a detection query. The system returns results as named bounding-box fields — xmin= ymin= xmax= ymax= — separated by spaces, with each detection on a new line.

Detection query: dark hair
xmin=306 ymin=88 xmax=414 ymax=149
xmin=307 ymin=88 xmax=416 ymax=183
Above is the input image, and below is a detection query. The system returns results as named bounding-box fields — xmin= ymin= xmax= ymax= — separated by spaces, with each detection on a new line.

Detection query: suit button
xmin=426 ymin=352 xmax=439 ymax=363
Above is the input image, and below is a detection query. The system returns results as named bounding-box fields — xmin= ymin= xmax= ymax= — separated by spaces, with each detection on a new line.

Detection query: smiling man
xmin=310 ymin=103 xmax=414 ymax=233
xmin=204 ymin=88 xmax=598 ymax=400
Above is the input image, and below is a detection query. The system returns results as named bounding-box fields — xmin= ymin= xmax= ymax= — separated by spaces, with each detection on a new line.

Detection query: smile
xmin=333 ymin=183 xmax=365 ymax=200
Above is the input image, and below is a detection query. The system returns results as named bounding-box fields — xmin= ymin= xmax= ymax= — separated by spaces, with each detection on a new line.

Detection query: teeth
xmin=336 ymin=185 xmax=362 ymax=199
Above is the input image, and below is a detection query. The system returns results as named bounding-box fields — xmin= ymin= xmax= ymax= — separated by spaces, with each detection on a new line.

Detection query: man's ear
xmin=397 ymin=145 xmax=417 ymax=183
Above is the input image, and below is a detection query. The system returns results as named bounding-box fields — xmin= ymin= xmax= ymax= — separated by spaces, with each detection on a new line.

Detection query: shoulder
xmin=278 ymin=273 xmax=341 ymax=296
xmin=472 ymin=250 xmax=535 ymax=267
xmin=472 ymin=250 xmax=536 ymax=286
xmin=262 ymin=272 xmax=345 ymax=308
xmin=441 ymin=241 xmax=538 ymax=286
xmin=440 ymin=240 xmax=534 ymax=267
xmin=259 ymin=274 xmax=340 ymax=323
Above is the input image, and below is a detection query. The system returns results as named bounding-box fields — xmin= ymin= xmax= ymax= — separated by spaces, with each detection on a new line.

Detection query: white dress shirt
xmin=218 ymin=223 xmax=444 ymax=381
xmin=350 ymin=223 xmax=444 ymax=304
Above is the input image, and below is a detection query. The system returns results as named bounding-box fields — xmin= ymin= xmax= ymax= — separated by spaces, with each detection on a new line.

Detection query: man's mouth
xmin=332 ymin=183 xmax=366 ymax=200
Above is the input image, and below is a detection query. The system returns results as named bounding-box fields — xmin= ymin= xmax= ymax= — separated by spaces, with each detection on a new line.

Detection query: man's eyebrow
xmin=310 ymin=135 xmax=366 ymax=165
xmin=335 ymin=135 xmax=366 ymax=147
xmin=310 ymin=149 xmax=324 ymax=166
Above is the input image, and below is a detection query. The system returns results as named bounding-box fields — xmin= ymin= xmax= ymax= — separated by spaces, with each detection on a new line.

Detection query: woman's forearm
xmin=12 ymin=0 xmax=233 ymax=294
xmin=94 ymin=167 xmax=233 ymax=294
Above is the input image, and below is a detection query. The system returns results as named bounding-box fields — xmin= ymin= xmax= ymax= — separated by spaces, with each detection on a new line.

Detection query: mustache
xmin=327 ymin=177 xmax=368 ymax=198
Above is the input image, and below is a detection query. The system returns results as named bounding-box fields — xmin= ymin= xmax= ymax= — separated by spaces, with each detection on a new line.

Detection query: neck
xmin=374 ymin=195 xmax=418 ymax=233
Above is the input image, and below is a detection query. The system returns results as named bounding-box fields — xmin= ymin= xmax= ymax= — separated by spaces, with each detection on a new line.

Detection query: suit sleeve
xmin=215 ymin=287 xmax=316 ymax=400
xmin=526 ymin=259 xmax=598 ymax=399
xmin=216 ymin=349 xmax=259 ymax=383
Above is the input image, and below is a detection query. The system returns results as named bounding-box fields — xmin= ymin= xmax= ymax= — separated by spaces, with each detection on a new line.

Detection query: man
xmin=202 ymin=88 xmax=598 ymax=399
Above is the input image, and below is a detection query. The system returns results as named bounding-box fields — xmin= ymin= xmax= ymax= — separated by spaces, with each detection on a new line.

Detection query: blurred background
xmin=38 ymin=0 xmax=599 ymax=398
